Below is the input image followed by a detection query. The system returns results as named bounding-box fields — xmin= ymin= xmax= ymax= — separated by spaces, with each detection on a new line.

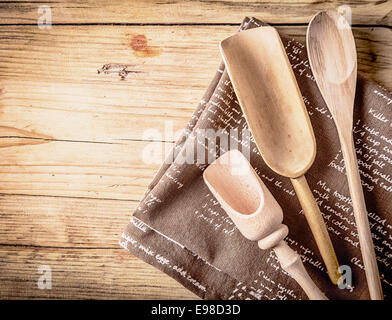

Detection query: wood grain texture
xmin=0 ymin=194 xmax=135 ymax=247
xmin=0 ymin=194 xmax=198 ymax=299
xmin=0 ymin=246 xmax=199 ymax=299
xmin=0 ymin=2 xmax=391 ymax=300
xmin=0 ymin=0 xmax=390 ymax=25
xmin=0 ymin=140 xmax=171 ymax=200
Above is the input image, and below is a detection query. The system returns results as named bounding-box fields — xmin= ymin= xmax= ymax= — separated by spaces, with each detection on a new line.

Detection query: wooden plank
xmin=1 ymin=26 xmax=391 ymax=145
xmin=0 ymin=140 xmax=170 ymax=200
xmin=0 ymin=25 xmax=229 ymax=143
xmin=0 ymin=195 xmax=199 ymax=299
xmin=0 ymin=0 xmax=390 ymax=25
xmin=0 ymin=246 xmax=199 ymax=299
xmin=0 ymin=194 xmax=135 ymax=247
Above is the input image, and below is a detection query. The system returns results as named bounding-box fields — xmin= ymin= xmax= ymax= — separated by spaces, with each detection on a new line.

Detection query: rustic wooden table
xmin=0 ymin=1 xmax=391 ymax=299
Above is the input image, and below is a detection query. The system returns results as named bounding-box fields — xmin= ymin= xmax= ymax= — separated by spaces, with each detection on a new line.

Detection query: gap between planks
xmin=0 ymin=23 xmax=390 ymax=29
xmin=0 ymin=0 xmax=390 ymax=25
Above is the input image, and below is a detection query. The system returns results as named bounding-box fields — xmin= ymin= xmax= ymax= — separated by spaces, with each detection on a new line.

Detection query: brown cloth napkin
xmin=120 ymin=17 xmax=392 ymax=300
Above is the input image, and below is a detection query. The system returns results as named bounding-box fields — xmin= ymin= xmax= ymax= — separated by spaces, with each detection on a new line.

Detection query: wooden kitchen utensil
xmin=220 ymin=27 xmax=340 ymax=285
xmin=203 ymin=150 xmax=328 ymax=300
xmin=307 ymin=10 xmax=383 ymax=300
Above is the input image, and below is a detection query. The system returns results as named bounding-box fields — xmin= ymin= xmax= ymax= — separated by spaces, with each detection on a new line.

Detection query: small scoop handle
xmin=291 ymin=175 xmax=341 ymax=285
xmin=273 ymin=241 xmax=328 ymax=300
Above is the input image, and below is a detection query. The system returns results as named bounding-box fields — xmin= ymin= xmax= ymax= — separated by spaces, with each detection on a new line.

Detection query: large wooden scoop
xmin=203 ymin=150 xmax=328 ymax=300
xmin=307 ymin=10 xmax=383 ymax=299
xmin=220 ymin=26 xmax=340 ymax=284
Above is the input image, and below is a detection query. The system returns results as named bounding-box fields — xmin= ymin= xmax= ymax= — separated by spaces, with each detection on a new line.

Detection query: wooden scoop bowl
xmin=220 ymin=26 xmax=340 ymax=284
xmin=203 ymin=150 xmax=328 ymax=300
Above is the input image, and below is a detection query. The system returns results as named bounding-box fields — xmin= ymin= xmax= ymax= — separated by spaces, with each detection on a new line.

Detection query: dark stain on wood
xmin=97 ymin=63 xmax=143 ymax=80
xmin=130 ymin=34 xmax=162 ymax=58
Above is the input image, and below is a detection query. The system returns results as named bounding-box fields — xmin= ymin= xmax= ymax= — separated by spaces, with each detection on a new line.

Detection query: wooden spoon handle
xmin=273 ymin=241 xmax=328 ymax=300
xmin=339 ymin=134 xmax=383 ymax=300
xmin=291 ymin=175 xmax=341 ymax=285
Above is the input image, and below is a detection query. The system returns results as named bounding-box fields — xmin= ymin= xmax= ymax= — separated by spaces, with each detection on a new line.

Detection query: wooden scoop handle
xmin=257 ymin=225 xmax=328 ymax=300
xmin=291 ymin=175 xmax=341 ymax=285
xmin=272 ymin=241 xmax=328 ymax=300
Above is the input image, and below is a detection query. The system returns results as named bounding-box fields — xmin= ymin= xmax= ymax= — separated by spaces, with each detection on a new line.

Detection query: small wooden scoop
xmin=307 ymin=10 xmax=383 ymax=300
xmin=203 ymin=150 xmax=328 ymax=300
xmin=220 ymin=27 xmax=340 ymax=284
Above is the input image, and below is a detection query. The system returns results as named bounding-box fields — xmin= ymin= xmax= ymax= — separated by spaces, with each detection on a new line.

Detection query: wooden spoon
xmin=220 ymin=26 xmax=340 ymax=285
xmin=203 ymin=150 xmax=328 ymax=300
xmin=307 ymin=10 xmax=383 ymax=299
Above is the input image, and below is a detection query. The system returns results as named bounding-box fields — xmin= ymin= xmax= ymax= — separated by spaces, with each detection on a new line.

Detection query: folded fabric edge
xmin=120 ymin=217 xmax=261 ymax=300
